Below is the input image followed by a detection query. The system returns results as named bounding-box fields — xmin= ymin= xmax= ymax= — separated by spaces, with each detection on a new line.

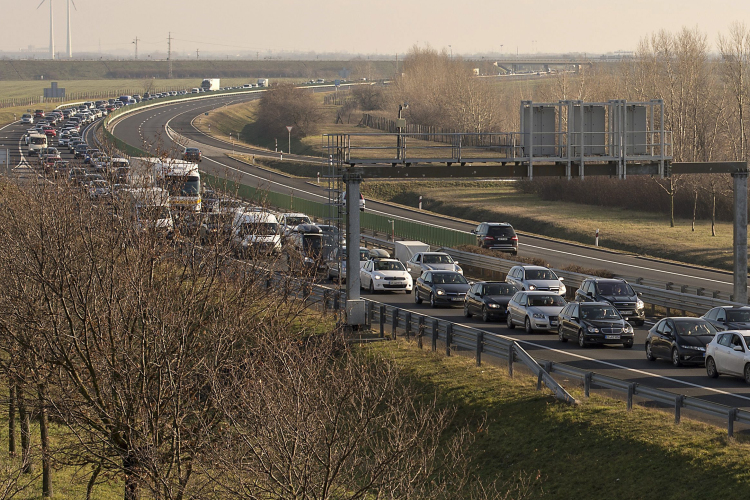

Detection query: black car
xmin=414 ymin=271 xmax=470 ymax=308
xmin=183 ymin=147 xmax=202 ymax=162
xmin=701 ymin=306 xmax=750 ymax=331
xmin=463 ymin=281 xmax=517 ymax=322
xmin=645 ymin=317 xmax=717 ymax=366
xmin=471 ymin=222 xmax=518 ymax=254
xmin=74 ymin=144 xmax=89 ymax=159
xmin=558 ymin=301 xmax=635 ymax=348
xmin=575 ymin=278 xmax=645 ymax=326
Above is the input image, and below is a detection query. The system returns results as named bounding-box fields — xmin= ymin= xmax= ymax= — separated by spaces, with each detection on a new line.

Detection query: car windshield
xmin=727 ymin=310 xmax=750 ymax=322
xmin=487 ymin=226 xmax=514 ymax=237
xmin=240 ymin=222 xmax=278 ymax=236
xmin=673 ymin=320 xmax=716 ymax=336
xmin=286 ymin=217 xmax=311 ymax=226
xmin=375 ymin=261 xmax=405 ymax=271
xmin=525 ymin=269 xmax=557 ymax=280
xmin=528 ymin=294 xmax=566 ymax=307
xmin=432 ymin=273 xmax=468 ymax=285
xmin=303 ymin=235 xmax=323 ymax=252
xmin=485 ymin=283 xmax=516 ymax=295
xmin=596 ymin=282 xmax=634 ymax=296
xmin=164 ymin=175 xmax=200 ymax=196
xmin=580 ymin=305 xmax=621 ymax=320
xmin=423 ymin=254 xmax=454 ymax=264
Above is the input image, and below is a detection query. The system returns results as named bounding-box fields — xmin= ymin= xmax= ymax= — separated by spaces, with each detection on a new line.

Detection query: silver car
xmin=405 ymin=252 xmax=463 ymax=280
xmin=705 ymin=331 xmax=750 ymax=382
xmin=506 ymin=291 xmax=567 ymax=333
xmin=506 ymin=265 xmax=566 ymax=296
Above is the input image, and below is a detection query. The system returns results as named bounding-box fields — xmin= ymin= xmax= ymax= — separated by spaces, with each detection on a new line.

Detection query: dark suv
xmin=471 ymin=222 xmax=518 ymax=254
xmin=574 ymin=278 xmax=645 ymax=326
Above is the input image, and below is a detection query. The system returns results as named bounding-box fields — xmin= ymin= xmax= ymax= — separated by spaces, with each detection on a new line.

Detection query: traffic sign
xmin=286 ymin=126 xmax=293 ymax=132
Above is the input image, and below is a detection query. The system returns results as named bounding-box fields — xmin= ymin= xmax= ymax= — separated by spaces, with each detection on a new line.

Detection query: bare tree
xmin=718 ymin=22 xmax=750 ymax=161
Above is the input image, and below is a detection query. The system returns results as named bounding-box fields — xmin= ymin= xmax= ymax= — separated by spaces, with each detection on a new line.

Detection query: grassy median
xmin=369 ymin=338 xmax=750 ymax=499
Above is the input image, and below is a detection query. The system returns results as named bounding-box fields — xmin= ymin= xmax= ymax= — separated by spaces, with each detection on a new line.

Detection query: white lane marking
xmin=522 ymin=242 xmax=734 ymax=286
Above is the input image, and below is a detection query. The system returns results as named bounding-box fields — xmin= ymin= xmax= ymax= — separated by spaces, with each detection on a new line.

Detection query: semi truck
xmin=201 ymin=78 xmax=220 ymax=91
xmin=257 ymin=78 xmax=269 ymax=88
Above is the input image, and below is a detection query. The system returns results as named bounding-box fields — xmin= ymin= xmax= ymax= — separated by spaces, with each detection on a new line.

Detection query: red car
xmin=43 ymin=127 xmax=57 ymax=138
xmin=34 ymin=109 xmax=45 ymax=118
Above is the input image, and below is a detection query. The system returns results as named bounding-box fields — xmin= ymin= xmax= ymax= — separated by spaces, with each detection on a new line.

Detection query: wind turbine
xmin=37 ymin=0 xmax=54 ymax=60
xmin=65 ymin=0 xmax=77 ymax=58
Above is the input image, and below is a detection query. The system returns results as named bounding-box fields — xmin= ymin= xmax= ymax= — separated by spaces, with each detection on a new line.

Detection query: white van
xmin=231 ymin=211 xmax=282 ymax=257
xmin=27 ymin=133 xmax=48 ymax=156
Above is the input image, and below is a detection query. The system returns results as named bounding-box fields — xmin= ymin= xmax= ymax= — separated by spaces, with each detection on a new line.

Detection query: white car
xmin=506 ymin=265 xmax=566 ymax=296
xmin=360 ymin=258 xmax=413 ymax=294
xmin=277 ymin=212 xmax=312 ymax=234
xmin=406 ymin=252 xmax=463 ymax=280
xmin=21 ymin=114 xmax=33 ymax=124
xmin=339 ymin=191 xmax=366 ymax=211
xmin=705 ymin=331 xmax=750 ymax=382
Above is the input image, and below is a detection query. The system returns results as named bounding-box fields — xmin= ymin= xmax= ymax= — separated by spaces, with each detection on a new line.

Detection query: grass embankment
xmin=372 ymin=338 xmax=750 ymax=499
xmin=361 ymin=181 xmax=735 ymax=272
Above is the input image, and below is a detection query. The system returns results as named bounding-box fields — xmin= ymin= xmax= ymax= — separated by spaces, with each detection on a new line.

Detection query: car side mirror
xmin=559 ymin=277 xmax=564 ymax=281
xmin=734 ymin=345 xmax=744 ymax=352
xmin=454 ymin=261 xmax=459 ymax=266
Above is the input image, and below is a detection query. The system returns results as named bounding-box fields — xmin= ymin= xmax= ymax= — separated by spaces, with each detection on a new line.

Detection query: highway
xmin=102 ymin=94 xmax=750 ymax=411
xmin=5 ymin=93 xmax=750 ymax=412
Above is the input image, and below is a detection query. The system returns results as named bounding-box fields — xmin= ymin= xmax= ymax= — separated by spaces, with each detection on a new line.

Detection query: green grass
xmin=368 ymin=338 xmax=750 ymax=500
xmin=360 ymin=181 xmax=737 ymax=272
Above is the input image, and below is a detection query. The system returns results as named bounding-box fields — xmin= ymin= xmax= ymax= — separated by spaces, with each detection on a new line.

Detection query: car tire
xmin=464 ymin=303 xmax=472 ymax=318
xmin=645 ymin=342 xmax=656 ymax=361
xmin=578 ymin=329 xmax=587 ymax=348
xmin=623 ymin=340 xmax=634 ymax=349
xmin=558 ymin=325 xmax=567 ymax=343
xmin=414 ymin=290 xmax=422 ymax=304
xmin=671 ymin=348 xmax=682 ymax=367
xmin=506 ymin=314 xmax=515 ymax=329
xmin=706 ymin=357 xmax=719 ymax=378
xmin=430 ymin=293 xmax=437 ymax=308
xmin=369 ymin=281 xmax=375 ymax=294
xmin=482 ymin=306 xmax=490 ymax=322
xmin=524 ymin=317 xmax=533 ymax=334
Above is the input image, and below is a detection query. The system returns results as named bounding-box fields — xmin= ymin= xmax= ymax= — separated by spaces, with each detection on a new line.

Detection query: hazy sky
xmin=2 ymin=0 xmax=749 ymax=57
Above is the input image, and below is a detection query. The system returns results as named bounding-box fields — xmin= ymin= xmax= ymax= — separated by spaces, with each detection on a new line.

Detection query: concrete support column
xmin=344 ymin=169 xmax=365 ymax=325
xmin=733 ymin=171 xmax=748 ymax=304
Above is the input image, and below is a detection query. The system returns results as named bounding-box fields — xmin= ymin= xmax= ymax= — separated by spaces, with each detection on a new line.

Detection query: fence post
xmin=627 ymin=383 xmax=637 ymax=411
xmin=379 ymin=305 xmax=386 ymax=338
xmin=432 ymin=320 xmax=438 ymax=352
xmin=405 ymin=312 xmax=412 ymax=340
xmin=728 ymin=408 xmax=738 ymax=438
xmin=367 ymin=301 xmax=374 ymax=327
xmin=418 ymin=316 xmax=425 ymax=349
xmin=674 ymin=395 xmax=684 ymax=424
xmin=392 ymin=309 xmax=399 ymax=340
xmin=445 ymin=324 xmax=452 ymax=356
xmin=476 ymin=331 xmax=483 ymax=366
xmin=584 ymin=372 xmax=592 ymax=397
xmin=508 ymin=344 xmax=514 ymax=377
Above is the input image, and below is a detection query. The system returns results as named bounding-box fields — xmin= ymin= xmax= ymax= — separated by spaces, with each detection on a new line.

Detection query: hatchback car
xmin=414 ymin=271 xmax=470 ymax=307
xmin=575 ymin=278 xmax=645 ymax=326
xmin=645 ymin=317 xmax=716 ymax=366
xmin=506 ymin=265 xmax=566 ymax=296
xmin=701 ymin=306 xmax=750 ymax=331
xmin=21 ymin=114 xmax=33 ymax=124
xmin=405 ymin=252 xmax=463 ymax=280
xmin=360 ymin=258 xmax=413 ymax=294
xmin=558 ymin=301 xmax=635 ymax=347
xmin=183 ymin=147 xmax=202 ymax=162
xmin=705 ymin=331 xmax=750 ymax=382
xmin=463 ymin=281 xmax=517 ymax=322
xmin=507 ymin=291 xmax=567 ymax=333
xmin=472 ymin=222 xmax=518 ymax=254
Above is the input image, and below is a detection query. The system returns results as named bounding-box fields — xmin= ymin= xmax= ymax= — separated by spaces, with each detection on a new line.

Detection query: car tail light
xmin=511 ymin=236 xmax=518 ymax=241
xmin=484 ymin=236 xmax=494 ymax=240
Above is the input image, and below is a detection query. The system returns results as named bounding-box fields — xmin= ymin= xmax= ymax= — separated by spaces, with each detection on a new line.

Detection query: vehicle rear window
xmin=487 ymin=226 xmax=514 ymax=237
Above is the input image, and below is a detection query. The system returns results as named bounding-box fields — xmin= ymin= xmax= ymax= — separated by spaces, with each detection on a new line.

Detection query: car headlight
xmin=559 ymin=284 xmax=566 ymax=294
xmin=636 ymin=299 xmax=644 ymax=309
xmin=624 ymin=324 xmax=634 ymax=333
xmin=488 ymin=303 xmax=501 ymax=309
xmin=374 ymin=275 xmax=382 ymax=280
xmin=680 ymin=345 xmax=705 ymax=352
xmin=532 ymin=313 xmax=545 ymax=319
xmin=436 ymin=288 xmax=446 ymax=295
xmin=587 ymin=326 xmax=600 ymax=333
xmin=528 ymin=284 xmax=537 ymax=290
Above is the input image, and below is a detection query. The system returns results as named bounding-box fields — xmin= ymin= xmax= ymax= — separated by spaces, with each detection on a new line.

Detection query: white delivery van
xmin=394 ymin=241 xmax=431 ymax=265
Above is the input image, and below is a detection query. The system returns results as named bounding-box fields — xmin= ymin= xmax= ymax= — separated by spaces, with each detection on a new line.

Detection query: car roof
xmin=589 ymin=278 xmax=627 ymax=283
xmin=483 ymin=222 xmax=513 ymax=226
xmin=719 ymin=305 xmax=750 ymax=309
xmin=422 ymin=251 xmax=449 ymax=255
xmin=523 ymin=290 xmax=562 ymax=295
xmin=517 ymin=265 xmax=549 ymax=270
